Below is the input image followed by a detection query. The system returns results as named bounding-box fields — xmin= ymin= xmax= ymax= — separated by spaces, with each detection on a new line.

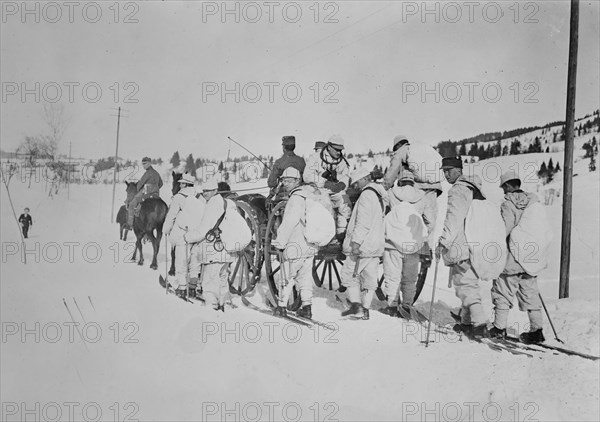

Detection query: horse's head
xmin=218 ymin=181 xmax=233 ymax=198
xmin=125 ymin=181 xmax=137 ymax=201
xmin=172 ymin=171 xmax=183 ymax=195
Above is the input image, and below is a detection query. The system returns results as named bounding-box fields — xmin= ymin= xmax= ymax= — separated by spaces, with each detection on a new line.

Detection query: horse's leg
xmin=124 ymin=228 xmax=128 ymax=242
xmin=147 ymin=230 xmax=158 ymax=270
xmin=119 ymin=225 xmax=123 ymax=241
xmin=136 ymin=235 xmax=144 ymax=266
xmin=169 ymin=245 xmax=176 ymax=276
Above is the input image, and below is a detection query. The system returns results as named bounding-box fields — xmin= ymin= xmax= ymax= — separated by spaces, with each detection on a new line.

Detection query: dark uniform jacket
xmin=267 ymin=152 xmax=306 ymax=188
xmin=137 ymin=166 xmax=163 ymax=194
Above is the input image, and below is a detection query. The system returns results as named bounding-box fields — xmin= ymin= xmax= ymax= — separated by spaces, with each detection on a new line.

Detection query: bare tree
xmin=39 ymin=102 xmax=69 ymax=159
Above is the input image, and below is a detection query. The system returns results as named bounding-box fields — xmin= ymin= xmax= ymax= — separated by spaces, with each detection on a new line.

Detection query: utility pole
xmin=67 ymin=141 xmax=72 ymax=200
xmin=110 ymin=107 xmax=122 ymax=222
xmin=559 ymin=0 xmax=579 ymax=299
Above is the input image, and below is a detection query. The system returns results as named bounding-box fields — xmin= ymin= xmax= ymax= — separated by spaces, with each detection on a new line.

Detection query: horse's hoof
xmin=137 ymin=262 xmax=143 ymax=266
xmin=168 ymin=270 xmax=175 ymax=276
xmin=150 ymin=264 xmax=158 ymax=270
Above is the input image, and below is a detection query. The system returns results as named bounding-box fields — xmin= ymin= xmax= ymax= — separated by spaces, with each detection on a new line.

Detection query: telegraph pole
xmin=67 ymin=141 xmax=72 ymax=200
xmin=559 ymin=0 xmax=579 ymax=299
xmin=110 ymin=107 xmax=122 ymax=222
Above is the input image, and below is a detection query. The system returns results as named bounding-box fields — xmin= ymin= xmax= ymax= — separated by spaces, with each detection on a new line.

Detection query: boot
xmin=296 ymin=304 xmax=312 ymax=319
xmin=453 ymin=323 xmax=473 ymax=336
xmin=361 ymin=308 xmax=370 ymax=320
xmin=380 ymin=306 xmax=399 ymax=317
xmin=397 ymin=304 xmax=412 ymax=320
xmin=489 ymin=326 xmax=506 ymax=339
xmin=471 ymin=324 xmax=489 ymax=339
xmin=520 ymin=328 xmax=545 ymax=344
xmin=175 ymin=288 xmax=187 ymax=300
xmin=341 ymin=302 xmax=364 ymax=318
xmin=273 ymin=306 xmax=288 ymax=317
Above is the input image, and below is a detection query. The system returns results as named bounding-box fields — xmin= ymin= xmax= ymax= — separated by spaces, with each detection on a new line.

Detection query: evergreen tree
xmin=502 ymin=145 xmax=509 ymax=156
xmin=458 ymin=144 xmax=467 ymax=156
xmin=555 ymin=162 xmax=561 ymax=172
xmin=509 ymin=140 xmax=521 ymax=155
xmin=232 ymin=162 xmax=238 ymax=173
xmin=537 ymin=162 xmax=548 ymax=182
xmin=218 ymin=161 xmax=224 ymax=172
xmin=186 ymin=153 xmax=196 ymax=177
xmin=170 ymin=151 xmax=181 ymax=168
xmin=548 ymin=158 xmax=554 ymax=174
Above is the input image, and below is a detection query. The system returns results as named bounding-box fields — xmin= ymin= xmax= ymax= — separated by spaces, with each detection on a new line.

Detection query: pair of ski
xmin=450 ymin=311 xmax=600 ymax=361
xmin=159 ymin=275 xmax=204 ymax=304
xmin=240 ymin=295 xmax=336 ymax=331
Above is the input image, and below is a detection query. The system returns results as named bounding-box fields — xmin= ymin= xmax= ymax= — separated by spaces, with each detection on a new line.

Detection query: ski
xmin=449 ymin=311 xmax=599 ymax=360
xmin=158 ymin=275 xmax=195 ymax=304
xmin=503 ymin=336 xmax=600 ymax=361
xmin=479 ymin=337 xmax=535 ymax=357
xmin=263 ymin=296 xmax=336 ymax=330
xmin=240 ymin=295 xmax=313 ymax=327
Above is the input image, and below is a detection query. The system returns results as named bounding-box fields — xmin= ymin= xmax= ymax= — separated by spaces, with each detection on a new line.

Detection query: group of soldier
xmin=126 ymin=133 xmax=547 ymax=344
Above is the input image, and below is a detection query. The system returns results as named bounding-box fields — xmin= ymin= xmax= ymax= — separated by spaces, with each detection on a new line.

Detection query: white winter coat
xmin=163 ymin=186 xmax=206 ymax=245
xmin=343 ymin=183 xmax=388 ymax=258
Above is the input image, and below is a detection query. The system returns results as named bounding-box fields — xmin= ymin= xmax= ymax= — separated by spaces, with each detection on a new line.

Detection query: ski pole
xmin=539 ymin=293 xmax=564 ymax=344
xmin=164 ymin=235 xmax=169 ymax=294
xmin=424 ymin=257 xmax=440 ymax=348
xmin=277 ymin=250 xmax=287 ymax=304
xmin=184 ymin=238 xmax=190 ymax=299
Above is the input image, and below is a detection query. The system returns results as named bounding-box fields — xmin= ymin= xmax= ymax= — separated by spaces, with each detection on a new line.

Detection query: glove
xmin=435 ymin=243 xmax=445 ymax=261
xmin=420 ymin=243 xmax=433 ymax=267
xmin=350 ymin=241 xmax=361 ymax=257
xmin=321 ymin=169 xmax=337 ymax=182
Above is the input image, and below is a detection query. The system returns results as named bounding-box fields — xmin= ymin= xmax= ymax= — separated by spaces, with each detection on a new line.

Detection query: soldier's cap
xmin=282 ymin=136 xmax=296 ymax=146
xmin=441 ymin=156 xmax=463 ymax=169
xmin=350 ymin=167 xmax=372 ymax=184
xmin=202 ymin=178 xmax=218 ymax=191
xmin=500 ymin=170 xmax=520 ymax=187
xmin=141 ymin=157 xmax=152 ymax=163
xmin=314 ymin=141 xmax=326 ymax=150
xmin=178 ymin=173 xmax=195 ymax=185
xmin=393 ymin=135 xmax=410 ymax=148
xmin=281 ymin=167 xmax=301 ymax=179
xmin=328 ymin=134 xmax=345 ymax=150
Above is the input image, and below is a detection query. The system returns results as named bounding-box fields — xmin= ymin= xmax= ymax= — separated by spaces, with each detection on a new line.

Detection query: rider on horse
xmin=127 ymin=157 xmax=164 ymax=229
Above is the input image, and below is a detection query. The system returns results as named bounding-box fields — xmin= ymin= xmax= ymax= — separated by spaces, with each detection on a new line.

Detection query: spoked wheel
xmin=264 ymin=201 xmax=301 ymax=311
xmin=312 ymin=244 xmax=346 ymax=291
xmin=229 ymin=201 xmax=263 ymax=296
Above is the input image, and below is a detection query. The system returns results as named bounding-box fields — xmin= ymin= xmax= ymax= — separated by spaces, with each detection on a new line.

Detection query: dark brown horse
xmin=125 ymin=181 xmax=168 ymax=270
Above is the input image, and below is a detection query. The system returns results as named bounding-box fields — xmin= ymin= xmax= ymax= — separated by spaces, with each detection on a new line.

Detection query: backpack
xmin=508 ymin=201 xmax=552 ymax=275
xmin=406 ymin=144 xmax=443 ymax=184
xmin=298 ymin=187 xmax=336 ymax=247
xmin=217 ymin=199 xmax=252 ymax=253
xmin=465 ymin=199 xmax=507 ymax=281
xmin=384 ymin=202 xmax=427 ymax=254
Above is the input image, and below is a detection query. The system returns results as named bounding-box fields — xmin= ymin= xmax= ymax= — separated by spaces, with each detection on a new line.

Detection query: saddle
xmin=131 ymin=193 xmax=160 ymax=217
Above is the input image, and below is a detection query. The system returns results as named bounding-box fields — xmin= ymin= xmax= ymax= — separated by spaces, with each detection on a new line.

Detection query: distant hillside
xmin=436 ymin=110 xmax=600 ymax=160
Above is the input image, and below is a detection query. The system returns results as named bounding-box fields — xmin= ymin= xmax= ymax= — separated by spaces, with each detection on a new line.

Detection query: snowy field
xmin=1 ymin=153 xmax=599 ymax=422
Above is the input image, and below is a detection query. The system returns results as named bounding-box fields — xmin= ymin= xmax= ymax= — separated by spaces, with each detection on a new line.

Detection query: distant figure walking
xmin=19 ymin=208 xmax=33 ymax=238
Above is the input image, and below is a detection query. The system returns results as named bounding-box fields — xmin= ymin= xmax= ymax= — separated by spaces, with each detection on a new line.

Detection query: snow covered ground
xmin=1 ymin=152 xmax=599 ymax=421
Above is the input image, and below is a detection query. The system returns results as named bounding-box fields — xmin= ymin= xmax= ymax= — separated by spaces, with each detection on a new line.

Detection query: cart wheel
xmin=228 ymin=201 xmax=263 ymax=295
xmin=312 ymin=243 xmax=345 ymax=290
xmin=264 ymin=201 xmax=301 ymax=311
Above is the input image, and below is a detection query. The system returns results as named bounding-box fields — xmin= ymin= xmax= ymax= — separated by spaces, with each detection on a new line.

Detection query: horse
xmin=116 ymin=204 xmax=130 ymax=241
xmin=125 ymin=181 xmax=168 ymax=270
xmin=168 ymin=171 xmax=183 ymax=275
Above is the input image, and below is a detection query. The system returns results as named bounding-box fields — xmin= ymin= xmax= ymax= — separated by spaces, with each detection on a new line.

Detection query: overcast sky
xmin=1 ymin=1 xmax=599 ymax=161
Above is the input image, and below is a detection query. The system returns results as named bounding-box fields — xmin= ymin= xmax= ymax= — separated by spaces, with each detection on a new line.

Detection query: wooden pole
xmin=559 ymin=0 xmax=579 ymax=299
xmin=67 ymin=141 xmax=72 ymax=200
xmin=110 ymin=107 xmax=121 ymax=222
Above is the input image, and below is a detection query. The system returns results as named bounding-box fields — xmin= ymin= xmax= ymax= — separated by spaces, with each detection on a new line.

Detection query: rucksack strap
xmin=362 ymin=186 xmax=385 ymax=214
